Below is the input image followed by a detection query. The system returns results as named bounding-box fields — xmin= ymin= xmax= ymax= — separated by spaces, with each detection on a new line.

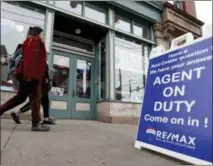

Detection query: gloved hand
xmin=45 ymin=78 xmax=49 ymax=84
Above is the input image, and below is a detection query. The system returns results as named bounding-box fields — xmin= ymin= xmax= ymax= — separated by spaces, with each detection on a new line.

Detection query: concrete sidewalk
xmin=1 ymin=120 xmax=182 ymax=166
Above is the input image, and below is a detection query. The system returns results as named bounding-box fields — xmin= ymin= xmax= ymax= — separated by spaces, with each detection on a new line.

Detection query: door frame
xmin=71 ymin=55 xmax=95 ymax=120
xmin=49 ymin=49 xmax=73 ymax=119
xmin=49 ymin=48 xmax=96 ymax=120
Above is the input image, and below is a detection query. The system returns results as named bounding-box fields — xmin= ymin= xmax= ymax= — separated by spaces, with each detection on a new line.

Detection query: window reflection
xmin=143 ymin=46 xmax=149 ymax=75
xmin=76 ymin=60 xmax=91 ymax=99
xmin=175 ymin=1 xmax=182 ymax=9
xmin=133 ymin=22 xmax=150 ymax=39
xmin=168 ymin=1 xmax=174 ymax=5
xmin=48 ymin=1 xmax=54 ymax=5
xmin=1 ymin=2 xmax=45 ymax=84
xmin=114 ymin=14 xmax=131 ymax=33
xmin=51 ymin=55 xmax=70 ymax=96
xmin=115 ymin=36 xmax=147 ymax=103
xmin=168 ymin=1 xmax=183 ymax=9
xmin=85 ymin=3 xmax=107 ymax=24
xmin=55 ymin=1 xmax=82 ymax=15
xmin=133 ymin=25 xmax=143 ymax=37
xmin=142 ymin=45 xmax=150 ymax=87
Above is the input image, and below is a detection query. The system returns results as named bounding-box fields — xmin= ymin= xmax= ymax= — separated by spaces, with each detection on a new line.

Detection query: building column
xmin=154 ymin=23 xmax=174 ymax=50
xmin=106 ymin=30 xmax=115 ymax=100
xmin=106 ymin=8 xmax=115 ymax=100
xmin=44 ymin=10 xmax=55 ymax=62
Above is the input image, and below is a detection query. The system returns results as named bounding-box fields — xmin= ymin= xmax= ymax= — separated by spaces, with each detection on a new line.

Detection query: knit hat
xmin=27 ymin=26 xmax=33 ymax=36
xmin=31 ymin=26 xmax=43 ymax=36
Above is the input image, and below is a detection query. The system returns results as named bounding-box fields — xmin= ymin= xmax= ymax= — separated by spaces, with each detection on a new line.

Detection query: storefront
xmin=1 ymin=1 xmax=163 ymax=123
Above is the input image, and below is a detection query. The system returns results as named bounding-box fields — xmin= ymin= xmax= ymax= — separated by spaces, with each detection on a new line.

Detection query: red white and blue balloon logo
xmin=146 ymin=127 xmax=156 ymax=141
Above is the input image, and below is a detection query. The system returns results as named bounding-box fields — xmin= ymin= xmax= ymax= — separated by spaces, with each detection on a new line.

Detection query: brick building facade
xmin=155 ymin=1 xmax=204 ymax=50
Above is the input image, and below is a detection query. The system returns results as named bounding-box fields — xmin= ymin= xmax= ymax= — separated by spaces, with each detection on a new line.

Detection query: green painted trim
xmin=95 ymin=43 xmax=100 ymax=102
xmin=82 ymin=1 xmax=85 ymax=16
xmin=131 ymin=20 xmax=134 ymax=34
xmin=97 ymin=99 xmax=142 ymax=105
xmin=71 ymin=55 xmax=96 ymax=120
xmin=112 ymin=31 xmax=116 ymax=100
xmin=49 ymin=50 xmax=73 ymax=118
xmin=49 ymin=96 xmax=69 ymax=101
xmin=94 ymin=42 xmax=100 ymax=119
xmin=108 ymin=30 xmax=115 ymax=100
xmin=143 ymin=1 xmax=164 ymax=11
xmin=46 ymin=0 xmax=55 ymax=5
xmin=107 ymin=1 xmax=162 ymax=23
xmin=31 ymin=1 xmax=156 ymax=46
xmin=50 ymin=49 xmax=96 ymax=120
xmin=150 ymin=25 xmax=155 ymax=43
xmin=108 ymin=8 xmax=114 ymax=26
xmin=98 ymin=37 xmax=108 ymax=101
xmin=85 ymin=1 xmax=109 ymax=25
xmin=105 ymin=32 xmax=110 ymax=100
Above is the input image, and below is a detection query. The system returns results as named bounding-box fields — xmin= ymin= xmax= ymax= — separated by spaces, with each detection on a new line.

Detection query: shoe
xmin=42 ymin=117 xmax=56 ymax=125
xmin=10 ymin=112 xmax=21 ymax=124
xmin=31 ymin=122 xmax=51 ymax=132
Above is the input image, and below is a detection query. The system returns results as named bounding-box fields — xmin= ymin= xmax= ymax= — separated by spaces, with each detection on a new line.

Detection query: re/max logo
xmin=156 ymin=131 xmax=196 ymax=146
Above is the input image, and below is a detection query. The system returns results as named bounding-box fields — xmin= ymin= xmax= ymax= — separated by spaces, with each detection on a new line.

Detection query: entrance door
xmin=49 ymin=49 xmax=95 ymax=120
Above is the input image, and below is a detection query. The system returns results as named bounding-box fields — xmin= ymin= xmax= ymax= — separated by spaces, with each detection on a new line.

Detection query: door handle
xmin=73 ymin=89 xmax=75 ymax=97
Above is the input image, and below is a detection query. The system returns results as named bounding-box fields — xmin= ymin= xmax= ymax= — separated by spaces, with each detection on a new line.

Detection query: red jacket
xmin=22 ymin=36 xmax=47 ymax=81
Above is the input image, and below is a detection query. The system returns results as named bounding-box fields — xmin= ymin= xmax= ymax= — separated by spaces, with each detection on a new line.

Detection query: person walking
xmin=11 ymin=62 xmax=56 ymax=125
xmin=0 ymin=27 xmax=34 ymax=118
xmin=0 ymin=26 xmax=50 ymax=131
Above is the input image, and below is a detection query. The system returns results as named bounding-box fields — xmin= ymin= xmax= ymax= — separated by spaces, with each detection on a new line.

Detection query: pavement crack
xmin=1 ymin=124 xmax=17 ymax=156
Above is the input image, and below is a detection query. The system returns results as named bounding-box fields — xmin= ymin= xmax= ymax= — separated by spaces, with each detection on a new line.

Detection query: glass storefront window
xmin=133 ymin=22 xmax=150 ymax=39
xmin=76 ymin=60 xmax=92 ymax=99
xmin=168 ymin=1 xmax=174 ymax=5
xmin=115 ymin=36 xmax=147 ymax=103
xmin=168 ymin=1 xmax=183 ymax=10
xmin=114 ymin=14 xmax=131 ymax=33
xmin=51 ymin=55 xmax=70 ymax=96
xmin=48 ymin=1 xmax=55 ymax=5
xmin=55 ymin=1 xmax=82 ymax=15
xmin=85 ymin=3 xmax=107 ymax=24
xmin=1 ymin=2 xmax=45 ymax=87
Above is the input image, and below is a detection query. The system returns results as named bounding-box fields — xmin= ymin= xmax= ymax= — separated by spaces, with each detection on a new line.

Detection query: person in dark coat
xmin=10 ymin=62 xmax=56 ymax=125
xmin=0 ymin=28 xmax=32 ymax=117
xmin=0 ymin=26 xmax=50 ymax=131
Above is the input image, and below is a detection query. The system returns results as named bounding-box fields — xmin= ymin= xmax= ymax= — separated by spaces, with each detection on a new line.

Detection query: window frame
xmin=114 ymin=13 xmax=132 ymax=33
xmin=174 ymin=1 xmax=183 ymax=10
xmin=84 ymin=2 xmax=108 ymax=24
xmin=168 ymin=1 xmax=184 ymax=10
xmin=133 ymin=21 xmax=150 ymax=40
xmin=114 ymin=10 xmax=151 ymax=40
xmin=54 ymin=1 xmax=83 ymax=16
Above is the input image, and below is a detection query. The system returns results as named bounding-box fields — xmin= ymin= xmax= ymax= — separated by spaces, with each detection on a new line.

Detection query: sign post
xmin=135 ymin=33 xmax=212 ymax=165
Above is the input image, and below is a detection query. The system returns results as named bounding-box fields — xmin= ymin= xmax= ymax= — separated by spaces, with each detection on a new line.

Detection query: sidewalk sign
xmin=134 ymin=33 xmax=212 ymax=165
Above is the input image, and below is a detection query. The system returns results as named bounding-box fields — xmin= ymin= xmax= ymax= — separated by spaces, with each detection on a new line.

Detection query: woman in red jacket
xmin=0 ymin=27 xmax=50 ymax=131
xmin=22 ymin=26 xmax=50 ymax=131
